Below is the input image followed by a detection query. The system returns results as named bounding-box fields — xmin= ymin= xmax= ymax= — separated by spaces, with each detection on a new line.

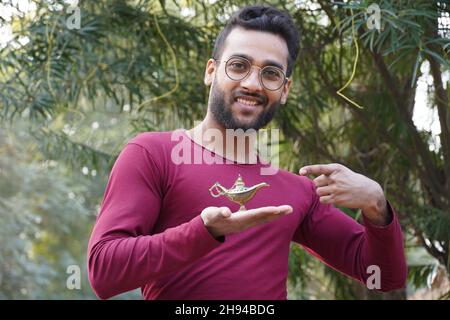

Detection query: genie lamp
xmin=208 ymin=174 xmax=269 ymax=211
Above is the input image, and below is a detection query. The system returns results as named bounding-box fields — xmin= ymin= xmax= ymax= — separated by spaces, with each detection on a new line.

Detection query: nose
xmin=240 ymin=66 xmax=263 ymax=91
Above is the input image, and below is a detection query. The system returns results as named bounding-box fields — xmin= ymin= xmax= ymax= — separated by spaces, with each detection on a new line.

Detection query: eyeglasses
xmin=214 ymin=56 xmax=288 ymax=91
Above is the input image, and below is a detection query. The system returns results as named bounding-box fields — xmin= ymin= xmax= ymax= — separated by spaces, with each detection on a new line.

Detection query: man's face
xmin=205 ymin=27 xmax=292 ymax=131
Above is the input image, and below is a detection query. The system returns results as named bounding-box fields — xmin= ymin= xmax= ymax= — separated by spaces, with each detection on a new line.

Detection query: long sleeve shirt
xmin=87 ymin=129 xmax=407 ymax=299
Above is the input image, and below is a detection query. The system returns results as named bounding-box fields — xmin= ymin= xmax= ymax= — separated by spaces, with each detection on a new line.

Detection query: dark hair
xmin=212 ymin=5 xmax=300 ymax=77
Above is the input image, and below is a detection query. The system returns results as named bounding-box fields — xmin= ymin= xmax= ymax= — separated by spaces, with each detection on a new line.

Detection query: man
xmin=87 ymin=5 xmax=407 ymax=300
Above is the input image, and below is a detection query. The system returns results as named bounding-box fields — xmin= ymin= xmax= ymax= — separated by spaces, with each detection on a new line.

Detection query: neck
xmin=186 ymin=112 xmax=259 ymax=164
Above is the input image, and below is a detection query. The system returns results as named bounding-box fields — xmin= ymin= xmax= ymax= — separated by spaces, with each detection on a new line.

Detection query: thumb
xmin=219 ymin=207 xmax=232 ymax=218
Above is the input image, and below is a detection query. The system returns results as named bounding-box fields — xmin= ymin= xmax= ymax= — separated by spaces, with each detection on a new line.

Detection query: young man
xmin=87 ymin=5 xmax=407 ymax=300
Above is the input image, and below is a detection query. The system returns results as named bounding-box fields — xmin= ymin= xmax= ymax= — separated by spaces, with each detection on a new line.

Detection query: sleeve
xmin=87 ymin=142 xmax=223 ymax=299
xmin=292 ymin=179 xmax=407 ymax=292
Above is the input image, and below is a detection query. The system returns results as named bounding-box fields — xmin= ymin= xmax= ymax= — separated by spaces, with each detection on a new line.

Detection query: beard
xmin=209 ymin=78 xmax=280 ymax=131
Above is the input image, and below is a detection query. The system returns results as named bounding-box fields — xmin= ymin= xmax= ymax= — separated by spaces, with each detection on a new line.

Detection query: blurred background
xmin=0 ymin=0 xmax=449 ymax=300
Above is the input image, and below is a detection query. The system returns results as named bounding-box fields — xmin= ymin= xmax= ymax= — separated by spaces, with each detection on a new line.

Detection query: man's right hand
xmin=200 ymin=205 xmax=293 ymax=239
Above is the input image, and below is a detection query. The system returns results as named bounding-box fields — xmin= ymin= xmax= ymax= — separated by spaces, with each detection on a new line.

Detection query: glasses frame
xmin=213 ymin=56 xmax=289 ymax=91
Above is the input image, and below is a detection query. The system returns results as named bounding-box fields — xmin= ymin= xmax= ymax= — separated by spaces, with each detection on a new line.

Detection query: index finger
xmin=232 ymin=205 xmax=293 ymax=221
xmin=299 ymin=164 xmax=340 ymax=176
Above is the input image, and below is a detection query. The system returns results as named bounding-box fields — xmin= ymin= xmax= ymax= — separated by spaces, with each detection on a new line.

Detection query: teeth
xmin=237 ymin=98 xmax=259 ymax=106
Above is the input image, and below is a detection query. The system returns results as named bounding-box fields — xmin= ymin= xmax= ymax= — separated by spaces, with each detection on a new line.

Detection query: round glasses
xmin=214 ymin=56 xmax=288 ymax=91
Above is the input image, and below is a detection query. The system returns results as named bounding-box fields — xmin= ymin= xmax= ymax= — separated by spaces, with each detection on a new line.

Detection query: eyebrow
xmin=229 ymin=53 xmax=285 ymax=72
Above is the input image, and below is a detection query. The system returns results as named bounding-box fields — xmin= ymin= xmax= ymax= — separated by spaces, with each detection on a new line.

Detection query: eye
xmin=263 ymin=68 xmax=282 ymax=80
xmin=227 ymin=59 xmax=249 ymax=73
xmin=231 ymin=62 xmax=245 ymax=69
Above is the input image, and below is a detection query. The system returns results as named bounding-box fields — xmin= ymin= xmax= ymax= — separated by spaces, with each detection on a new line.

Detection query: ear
xmin=280 ymin=78 xmax=292 ymax=105
xmin=204 ymin=59 xmax=216 ymax=86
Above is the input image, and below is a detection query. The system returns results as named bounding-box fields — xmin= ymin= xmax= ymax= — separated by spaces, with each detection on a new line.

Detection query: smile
xmin=234 ymin=96 xmax=263 ymax=106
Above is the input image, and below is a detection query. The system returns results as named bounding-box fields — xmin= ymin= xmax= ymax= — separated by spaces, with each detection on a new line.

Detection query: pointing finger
xmin=299 ymin=163 xmax=340 ymax=176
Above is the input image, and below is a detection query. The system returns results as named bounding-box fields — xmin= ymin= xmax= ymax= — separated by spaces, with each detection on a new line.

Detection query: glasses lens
xmin=226 ymin=58 xmax=250 ymax=80
xmin=261 ymin=67 xmax=285 ymax=90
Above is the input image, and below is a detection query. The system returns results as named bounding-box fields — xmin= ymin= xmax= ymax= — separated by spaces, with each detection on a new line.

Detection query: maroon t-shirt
xmin=87 ymin=129 xmax=407 ymax=299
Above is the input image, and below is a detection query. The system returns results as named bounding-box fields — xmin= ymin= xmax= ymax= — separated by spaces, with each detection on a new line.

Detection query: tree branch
xmin=369 ymin=50 xmax=446 ymax=209
xmin=427 ymin=49 xmax=450 ymax=199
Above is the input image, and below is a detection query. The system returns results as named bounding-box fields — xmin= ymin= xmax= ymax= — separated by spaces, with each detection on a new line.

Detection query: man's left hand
xmin=299 ymin=163 xmax=391 ymax=226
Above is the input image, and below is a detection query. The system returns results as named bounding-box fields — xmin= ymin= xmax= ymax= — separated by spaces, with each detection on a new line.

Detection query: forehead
xmin=221 ymin=27 xmax=289 ymax=69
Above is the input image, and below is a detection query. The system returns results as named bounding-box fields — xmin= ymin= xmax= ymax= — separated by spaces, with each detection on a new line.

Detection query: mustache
xmin=232 ymin=90 xmax=267 ymax=105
